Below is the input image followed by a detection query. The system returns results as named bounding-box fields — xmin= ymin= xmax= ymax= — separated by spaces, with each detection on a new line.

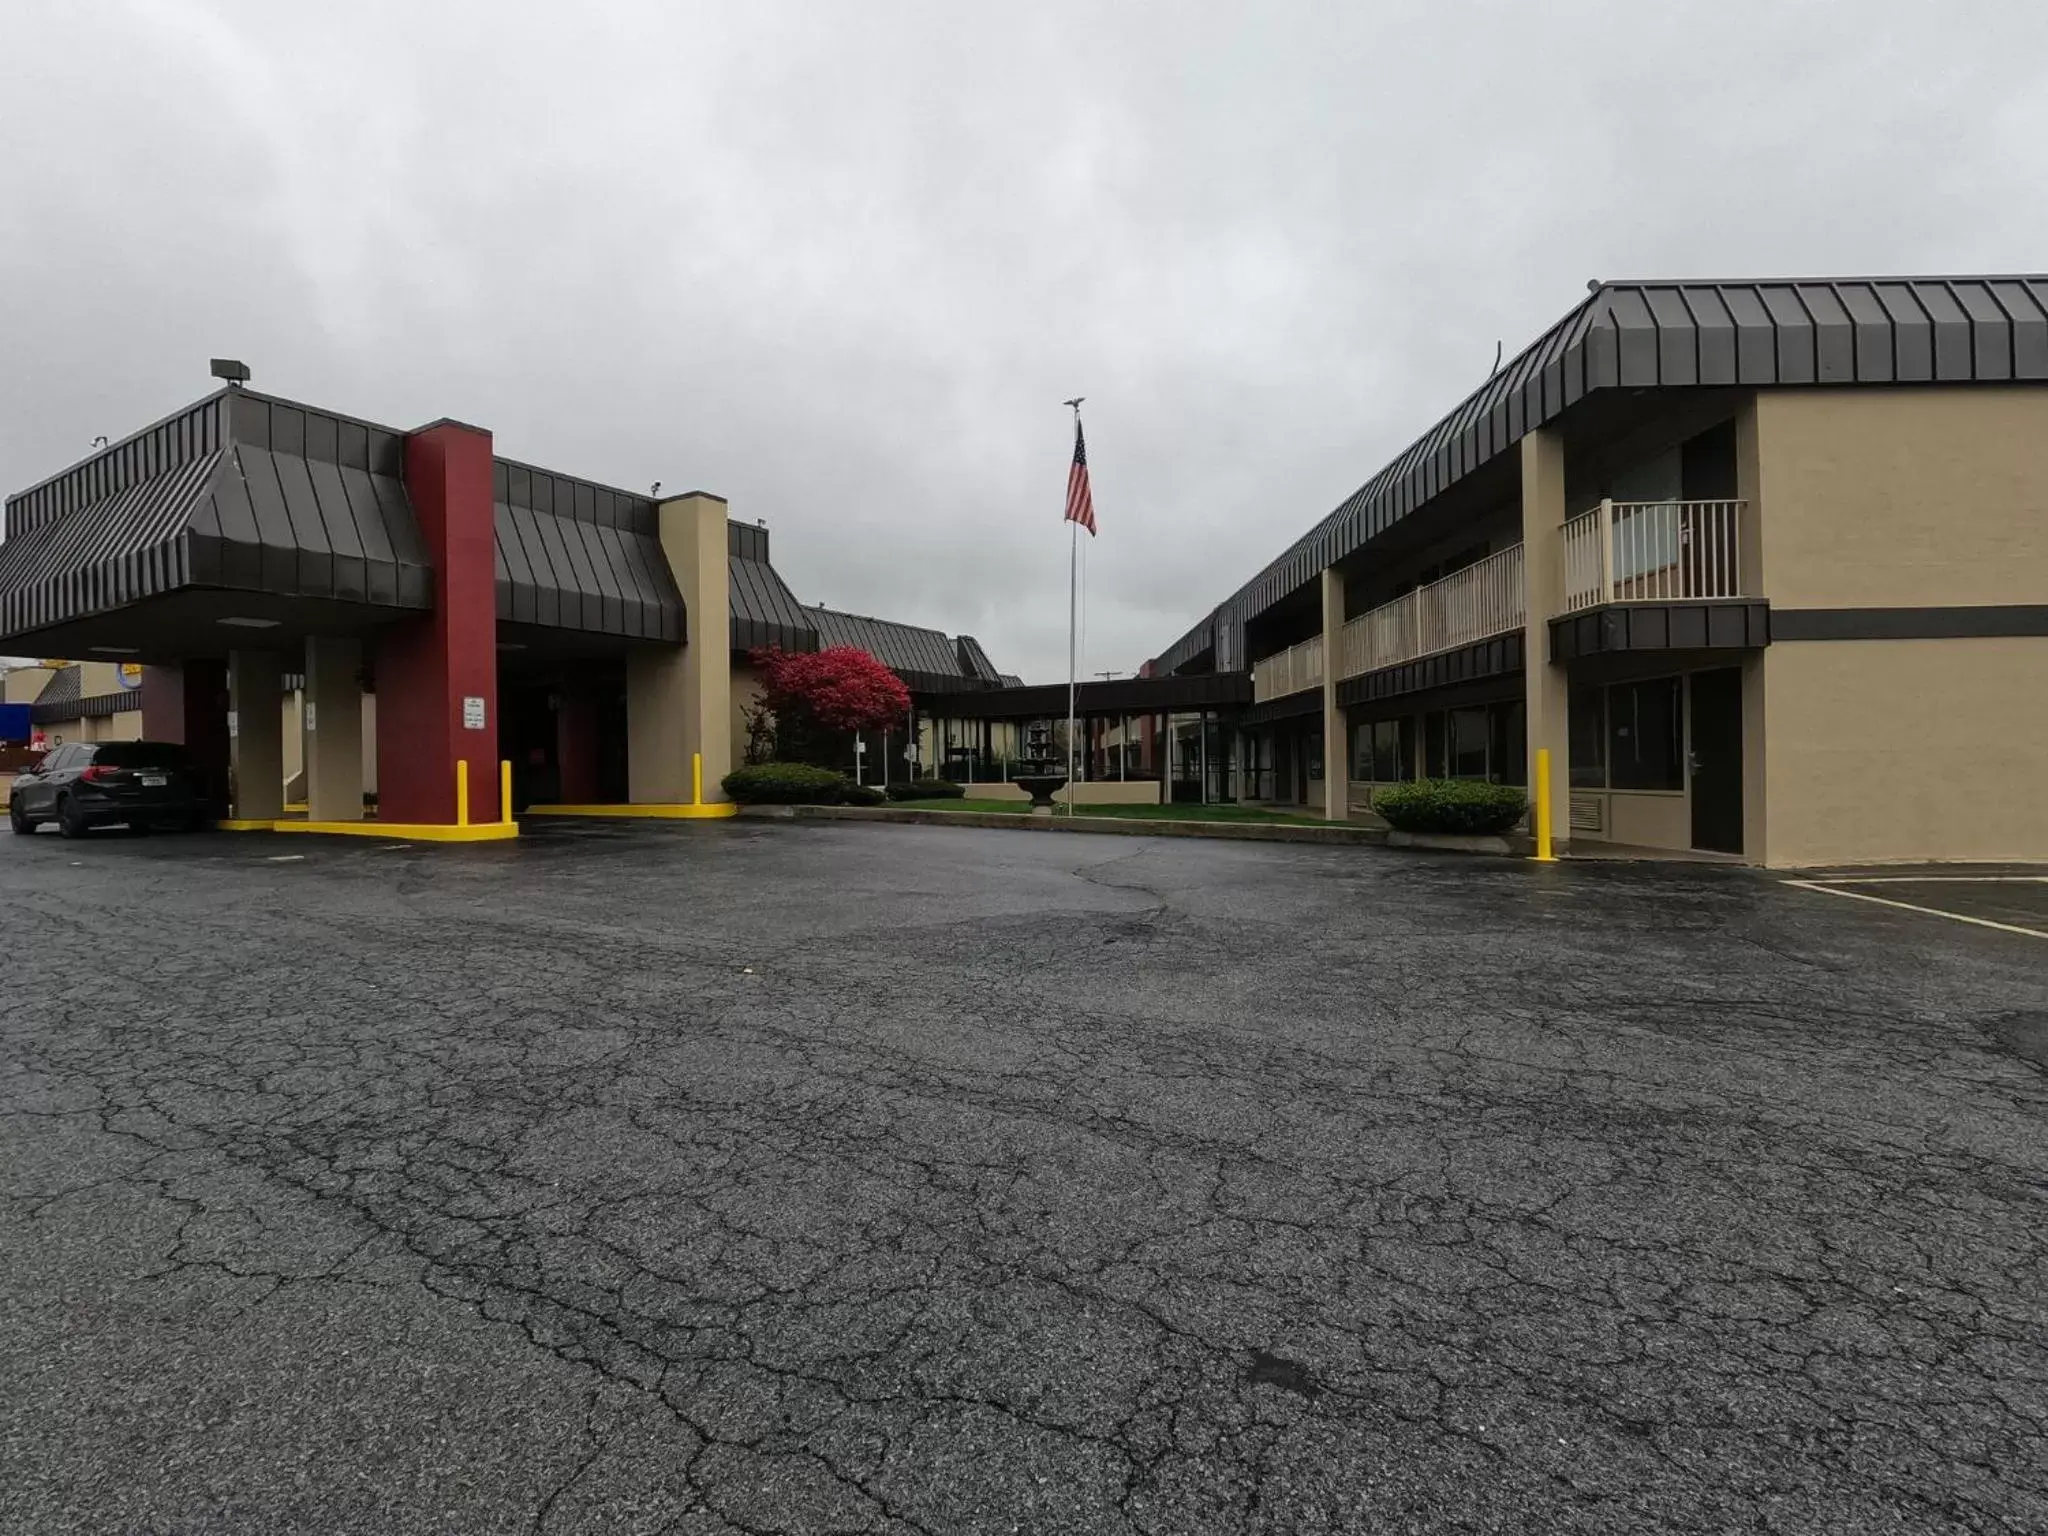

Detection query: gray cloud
xmin=4 ymin=0 xmax=2045 ymax=680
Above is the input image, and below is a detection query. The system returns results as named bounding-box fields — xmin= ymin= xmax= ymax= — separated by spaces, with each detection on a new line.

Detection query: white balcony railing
xmin=1250 ymin=632 xmax=1324 ymax=703
xmin=1559 ymin=499 xmax=1746 ymax=614
xmin=1334 ymin=542 xmax=1526 ymax=681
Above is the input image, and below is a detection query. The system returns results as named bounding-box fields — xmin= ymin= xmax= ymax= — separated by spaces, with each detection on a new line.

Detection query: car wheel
xmin=7 ymin=799 xmax=30 ymax=835
xmin=56 ymin=796 xmax=88 ymax=839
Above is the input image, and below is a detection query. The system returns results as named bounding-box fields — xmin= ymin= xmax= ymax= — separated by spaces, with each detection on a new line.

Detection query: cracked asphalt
xmin=4 ymin=819 xmax=2046 ymax=1535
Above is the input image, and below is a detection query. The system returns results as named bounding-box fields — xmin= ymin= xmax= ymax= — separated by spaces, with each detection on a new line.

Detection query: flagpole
xmin=1066 ymin=513 xmax=1078 ymax=812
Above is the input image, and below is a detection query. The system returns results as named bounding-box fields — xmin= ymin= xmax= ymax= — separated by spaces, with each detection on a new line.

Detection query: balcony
xmin=1559 ymin=499 xmax=1746 ymax=614
xmin=1248 ymin=544 xmax=1527 ymax=704
xmin=1251 ymin=633 xmax=1322 ymax=703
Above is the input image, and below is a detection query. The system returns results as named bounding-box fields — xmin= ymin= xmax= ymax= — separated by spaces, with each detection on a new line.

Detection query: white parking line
xmin=1802 ymin=875 xmax=2048 ymax=885
xmin=1783 ymin=879 xmax=2048 ymax=940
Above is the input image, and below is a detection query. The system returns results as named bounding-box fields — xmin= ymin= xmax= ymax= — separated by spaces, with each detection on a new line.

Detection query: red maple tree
xmin=749 ymin=646 xmax=910 ymax=762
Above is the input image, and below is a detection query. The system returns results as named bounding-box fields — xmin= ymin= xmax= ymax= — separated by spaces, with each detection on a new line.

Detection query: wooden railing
xmin=1334 ymin=543 xmax=1526 ymax=681
xmin=1559 ymin=499 xmax=1745 ymax=614
xmin=1250 ymin=633 xmax=1324 ymax=703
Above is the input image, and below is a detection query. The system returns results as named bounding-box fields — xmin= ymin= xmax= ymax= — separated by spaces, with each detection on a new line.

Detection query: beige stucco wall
xmin=1599 ymin=790 xmax=1690 ymax=850
xmin=1756 ymin=386 xmax=2048 ymax=607
xmin=3 ymin=665 xmax=56 ymax=704
xmin=961 ymin=780 xmax=1163 ymax=806
xmin=1762 ymin=637 xmax=2048 ymax=866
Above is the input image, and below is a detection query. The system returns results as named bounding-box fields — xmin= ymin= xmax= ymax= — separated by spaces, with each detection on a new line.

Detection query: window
xmin=94 ymin=742 xmax=191 ymax=769
xmin=1490 ymin=702 xmax=1526 ymax=787
xmin=1353 ymin=718 xmax=1414 ymax=783
xmin=1450 ymin=709 xmax=1489 ymax=778
xmin=1569 ymin=687 xmax=1607 ymax=788
xmin=1607 ymin=677 xmax=1684 ymax=791
xmin=1423 ymin=712 xmax=1446 ymax=778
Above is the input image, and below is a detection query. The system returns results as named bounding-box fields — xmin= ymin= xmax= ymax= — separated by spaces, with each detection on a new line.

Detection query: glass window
xmin=1450 ymin=709 xmax=1489 ymax=778
xmin=1569 ymin=687 xmax=1607 ymax=788
xmin=1305 ymin=729 xmax=1323 ymax=780
xmin=1352 ymin=722 xmax=1374 ymax=782
xmin=95 ymin=741 xmax=192 ymax=768
xmin=1490 ymin=702 xmax=1526 ymax=787
xmin=1423 ymin=712 xmax=1447 ymax=778
xmin=1372 ymin=718 xmax=1413 ymax=783
xmin=1609 ymin=678 xmax=1684 ymax=790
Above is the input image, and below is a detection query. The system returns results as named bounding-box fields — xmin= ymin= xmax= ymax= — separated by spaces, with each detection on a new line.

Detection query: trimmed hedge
xmin=722 ymin=762 xmax=851 ymax=805
xmin=885 ymin=778 xmax=965 ymax=802
xmin=841 ymin=783 xmax=887 ymax=807
xmin=1373 ymin=778 xmax=1528 ymax=836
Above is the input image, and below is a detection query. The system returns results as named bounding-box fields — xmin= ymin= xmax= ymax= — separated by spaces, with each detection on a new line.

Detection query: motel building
xmin=1100 ymin=273 xmax=2046 ymax=868
xmin=0 ymin=387 xmax=1026 ymax=835
xmin=4 ymin=273 xmax=2045 ymax=866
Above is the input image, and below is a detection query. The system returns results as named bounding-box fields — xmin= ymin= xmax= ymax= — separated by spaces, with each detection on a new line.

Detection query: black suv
xmin=8 ymin=741 xmax=207 ymax=837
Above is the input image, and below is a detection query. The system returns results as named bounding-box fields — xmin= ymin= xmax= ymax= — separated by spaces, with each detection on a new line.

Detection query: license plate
xmin=140 ymin=774 xmax=167 ymax=787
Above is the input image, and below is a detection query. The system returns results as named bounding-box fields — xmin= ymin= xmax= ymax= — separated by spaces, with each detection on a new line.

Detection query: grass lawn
xmin=882 ymin=799 xmax=1338 ymax=827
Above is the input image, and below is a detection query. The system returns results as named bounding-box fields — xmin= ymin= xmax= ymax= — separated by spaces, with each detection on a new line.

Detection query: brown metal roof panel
xmin=1909 ymin=281 xmax=1972 ymax=379
xmin=510 ymin=504 xmax=565 ymax=629
xmin=1832 ymin=283 xmax=1894 ymax=382
xmin=572 ymin=519 xmax=628 ymax=635
xmin=1606 ymin=287 xmax=1661 ymax=386
xmin=493 ymin=504 xmax=540 ymax=626
xmin=1680 ymin=286 xmax=1739 ymax=385
xmin=1990 ymin=281 xmax=2048 ymax=377
xmin=332 ymin=463 xmax=399 ymax=605
xmin=1951 ymin=281 xmax=2013 ymax=381
xmin=1756 ymin=286 xmax=1815 ymax=384
xmin=1873 ymin=284 xmax=1934 ymax=380
xmin=1794 ymin=284 xmax=1856 ymax=383
xmin=1641 ymin=287 xmax=1698 ymax=385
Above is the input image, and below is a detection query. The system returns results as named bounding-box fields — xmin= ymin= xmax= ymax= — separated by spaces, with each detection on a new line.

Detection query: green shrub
xmin=1373 ymin=778 xmax=1528 ymax=836
xmin=722 ymin=762 xmax=851 ymax=805
xmin=841 ymin=783 xmax=887 ymax=807
xmin=886 ymin=778 xmax=964 ymax=802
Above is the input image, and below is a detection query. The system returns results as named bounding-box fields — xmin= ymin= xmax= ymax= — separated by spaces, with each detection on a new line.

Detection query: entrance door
xmin=1688 ymin=668 xmax=1744 ymax=854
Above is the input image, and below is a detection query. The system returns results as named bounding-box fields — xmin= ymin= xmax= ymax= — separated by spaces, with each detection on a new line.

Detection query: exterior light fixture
xmin=217 ymin=616 xmax=281 ymax=628
xmin=88 ymin=645 xmax=139 ymax=654
xmin=210 ymin=358 xmax=252 ymax=387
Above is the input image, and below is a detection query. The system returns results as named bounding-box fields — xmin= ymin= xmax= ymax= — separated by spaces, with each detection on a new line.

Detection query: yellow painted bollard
xmin=500 ymin=760 xmax=514 ymax=826
xmin=456 ymin=758 xmax=470 ymax=828
xmin=1533 ymin=747 xmax=1555 ymax=862
xmin=692 ymin=751 xmax=703 ymax=807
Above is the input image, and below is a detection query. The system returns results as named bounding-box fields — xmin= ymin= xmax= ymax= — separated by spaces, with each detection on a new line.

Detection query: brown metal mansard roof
xmin=1155 ymin=275 xmax=2048 ymax=673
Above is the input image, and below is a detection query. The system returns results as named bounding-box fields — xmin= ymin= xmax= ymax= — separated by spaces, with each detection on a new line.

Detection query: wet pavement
xmin=3 ymin=819 xmax=2045 ymax=1534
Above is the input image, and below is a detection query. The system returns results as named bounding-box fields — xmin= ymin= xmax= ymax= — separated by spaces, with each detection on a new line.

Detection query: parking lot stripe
xmin=1803 ymin=875 xmax=2048 ymax=885
xmin=1783 ymin=880 xmax=2048 ymax=940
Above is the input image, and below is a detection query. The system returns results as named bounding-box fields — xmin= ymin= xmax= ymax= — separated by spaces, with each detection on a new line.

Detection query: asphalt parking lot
xmin=3 ymin=820 xmax=2045 ymax=1535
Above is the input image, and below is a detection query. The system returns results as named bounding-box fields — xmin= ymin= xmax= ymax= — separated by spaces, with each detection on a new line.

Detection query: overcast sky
xmin=3 ymin=2 xmax=2045 ymax=682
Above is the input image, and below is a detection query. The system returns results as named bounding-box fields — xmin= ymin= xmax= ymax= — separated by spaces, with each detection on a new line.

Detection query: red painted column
xmin=141 ymin=660 xmax=231 ymax=817
xmin=556 ymin=684 xmax=601 ymax=804
xmin=376 ymin=420 xmax=500 ymax=825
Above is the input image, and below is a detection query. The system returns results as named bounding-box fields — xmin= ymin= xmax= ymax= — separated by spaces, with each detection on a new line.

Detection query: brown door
xmin=1688 ymin=668 xmax=1743 ymax=854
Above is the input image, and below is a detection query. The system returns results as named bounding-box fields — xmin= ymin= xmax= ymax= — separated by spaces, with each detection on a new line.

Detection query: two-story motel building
xmin=1134 ymin=275 xmax=2048 ymax=866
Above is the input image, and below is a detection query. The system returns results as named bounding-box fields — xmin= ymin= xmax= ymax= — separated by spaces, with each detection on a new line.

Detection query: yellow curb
xmin=217 ymin=818 xmax=519 ymax=842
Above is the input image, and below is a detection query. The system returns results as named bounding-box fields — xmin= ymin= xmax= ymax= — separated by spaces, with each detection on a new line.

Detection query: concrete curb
xmin=736 ymin=803 xmax=1390 ymax=847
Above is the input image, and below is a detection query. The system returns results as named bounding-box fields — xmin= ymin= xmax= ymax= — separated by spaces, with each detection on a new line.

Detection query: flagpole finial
xmin=1063 ymin=396 xmax=1084 ymax=414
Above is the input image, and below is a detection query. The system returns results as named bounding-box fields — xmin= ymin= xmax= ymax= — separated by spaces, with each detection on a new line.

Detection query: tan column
xmin=228 ymin=649 xmax=284 ymax=821
xmin=1319 ymin=567 xmax=1348 ymax=820
xmin=629 ymin=491 xmax=733 ymax=803
xmin=304 ymin=636 xmax=365 ymax=821
xmin=1733 ymin=392 xmax=1768 ymax=862
xmin=1520 ymin=428 xmax=1570 ymax=844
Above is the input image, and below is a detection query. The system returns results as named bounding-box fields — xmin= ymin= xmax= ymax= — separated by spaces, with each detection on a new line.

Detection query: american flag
xmin=1064 ymin=417 xmax=1097 ymax=536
